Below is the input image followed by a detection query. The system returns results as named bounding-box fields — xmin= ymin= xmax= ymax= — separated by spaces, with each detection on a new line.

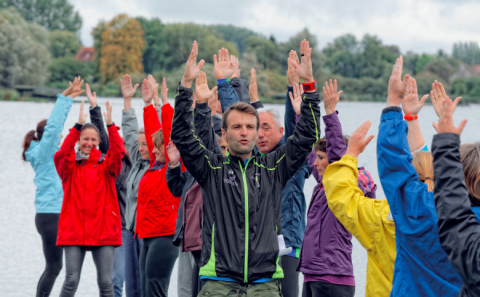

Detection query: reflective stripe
xmin=239 ymin=159 xmax=252 ymax=283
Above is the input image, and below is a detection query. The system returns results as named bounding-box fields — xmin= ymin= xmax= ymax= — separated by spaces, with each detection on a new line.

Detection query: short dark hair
xmin=81 ymin=123 xmax=100 ymax=138
xmin=314 ymin=135 xmax=350 ymax=153
xmin=222 ymin=102 xmax=260 ymax=131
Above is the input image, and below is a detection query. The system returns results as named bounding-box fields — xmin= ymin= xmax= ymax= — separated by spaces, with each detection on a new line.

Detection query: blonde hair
xmin=460 ymin=143 xmax=480 ymax=200
xmin=152 ymin=129 xmax=164 ymax=150
xmin=412 ymin=151 xmax=434 ymax=192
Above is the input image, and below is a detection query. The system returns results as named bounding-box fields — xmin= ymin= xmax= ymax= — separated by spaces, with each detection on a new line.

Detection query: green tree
xmin=466 ymin=76 xmax=480 ymax=97
xmin=451 ymin=78 xmax=467 ymax=96
xmin=49 ymin=30 xmax=80 ymax=59
xmin=214 ymin=25 xmax=257 ymax=54
xmin=0 ymin=0 xmax=82 ymax=32
xmin=48 ymin=57 xmax=90 ymax=83
xmin=137 ymin=17 xmax=168 ymax=74
xmin=453 ymin=42 xmax=480 ymax=65
xmin=0 ymin=7 xmax=50 ymax=88
xmin=246 ymin=35 xmax=280 ymax=71
xmin=91 ymin=20 xmax=106 ymax=82
xmin=421 ymin=57 xmax=459 ymax=82
xmin=415 ymin=54 xmax=436 ymax=74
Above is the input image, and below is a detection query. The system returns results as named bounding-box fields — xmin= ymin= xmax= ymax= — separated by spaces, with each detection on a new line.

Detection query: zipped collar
xmin=75 ymin=147 xmax=105 ymax=163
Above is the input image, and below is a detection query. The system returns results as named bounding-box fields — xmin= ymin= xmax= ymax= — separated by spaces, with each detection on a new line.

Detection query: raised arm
xmin=172 ymin=42 xmax=221 ymax=185
xmin=166 ymin=141 xmax=187 ymax=197
xmin=248 ymin=68 xmax=264 ymax=110
xmin=230 ymin=56 xmax=250 ymax=104
xmin=214 ymin=48 xmax=239 ymax=112
xmin=87 ymin=84 xmax=109 ymax=154
xmin=120 ymin=74 xmax=141 ymax=160
xmin=103 ymin=101 xmax=125 ymax=177
xmin=322 ymin=79 xmax=347 ymax=163
xmin=195 ymin=90 xmax=221 ymax=154
xmin=284 ymin=50 xmax=300 ymax=138
xmin=432 ymin=98 xmax=479 ymax=293
xmin=141 ymin=79 xmax=161 ymax=167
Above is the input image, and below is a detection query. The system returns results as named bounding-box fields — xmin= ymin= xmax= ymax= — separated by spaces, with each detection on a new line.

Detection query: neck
xmin=229 ymin=151 xmax=252 ymax=163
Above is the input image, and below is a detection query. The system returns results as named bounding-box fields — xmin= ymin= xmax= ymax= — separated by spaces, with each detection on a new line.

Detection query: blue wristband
xmin=217 ymin=78 xmax=231 ymax=84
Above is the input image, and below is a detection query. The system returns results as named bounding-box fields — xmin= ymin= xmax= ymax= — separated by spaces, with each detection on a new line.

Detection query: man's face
xmin=222 ymin=110 xmax=257 ymax=156
xmin=256 ymin=112 xmax=284 ymax=154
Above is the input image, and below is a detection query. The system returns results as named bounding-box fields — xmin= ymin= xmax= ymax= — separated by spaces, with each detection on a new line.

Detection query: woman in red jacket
xmin=54 ymin=99 xmax=125 ymax=297
xmin=137 ymin=78 xmax=181 ymax=296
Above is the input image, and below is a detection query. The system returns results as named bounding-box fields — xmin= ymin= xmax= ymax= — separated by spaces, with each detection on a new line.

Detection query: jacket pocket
xmin=144 ymin=204 xmax=177 ymax=235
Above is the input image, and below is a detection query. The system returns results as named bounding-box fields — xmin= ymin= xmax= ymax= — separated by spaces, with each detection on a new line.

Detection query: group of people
xmin=22 ymin=37 xmax=480 ymax=297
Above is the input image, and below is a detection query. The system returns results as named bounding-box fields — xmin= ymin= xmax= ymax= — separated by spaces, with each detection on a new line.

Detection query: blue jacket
xmin=25 ymin=94 xmax=73 ymax=213
xmin=377 ymin=108 xmax=462 ymax=296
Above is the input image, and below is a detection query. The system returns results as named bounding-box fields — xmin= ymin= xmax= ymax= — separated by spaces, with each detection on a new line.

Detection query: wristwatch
xmin=302 ymin=81 xmax=317 ymax=91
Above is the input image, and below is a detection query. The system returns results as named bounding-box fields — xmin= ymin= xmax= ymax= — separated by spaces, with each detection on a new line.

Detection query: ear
xmin=279 ymin=127 xmax=284 ymax=136
xmin=221 ymin=128 xmax=226 ymax=140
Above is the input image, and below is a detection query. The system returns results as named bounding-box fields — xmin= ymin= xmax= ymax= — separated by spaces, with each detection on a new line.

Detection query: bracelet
xmin=404 ymin=114 xmax=418 ymax=121
xmin=302 ymin=81 xmax=317 ymax=92
xmin=154 ymin=103 xmax=161 ymax=107
xmin=217 ymin=78 xmax=231 ymax=84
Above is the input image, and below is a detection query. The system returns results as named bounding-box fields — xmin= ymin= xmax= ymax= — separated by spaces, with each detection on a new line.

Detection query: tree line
xmin=1 ymin=0 xmax=480 ymax=102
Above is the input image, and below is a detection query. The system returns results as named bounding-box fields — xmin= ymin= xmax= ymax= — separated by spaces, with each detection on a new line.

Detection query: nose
xmin=314 ymin=159 xmax=320 ymax=167
xmin=240 ymin=126 xmax=248 ymax=136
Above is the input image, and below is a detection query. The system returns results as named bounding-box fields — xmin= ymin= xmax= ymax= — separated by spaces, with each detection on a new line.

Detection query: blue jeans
xmin=125 ymin=230 xmax=143 ymax=297
xmin=112 ymin=229 xmax=128 ymax=297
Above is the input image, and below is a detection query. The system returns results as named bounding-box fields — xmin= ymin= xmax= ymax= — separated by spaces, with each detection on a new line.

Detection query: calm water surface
xmin=1 ymin=97 xmax=479 ymax=297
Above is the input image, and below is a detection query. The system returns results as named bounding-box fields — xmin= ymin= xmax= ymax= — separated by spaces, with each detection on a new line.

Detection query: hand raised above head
xmin=323 ymin=79 xmax=342 ymax=115
xmin=287 ymin=50 xmax=300 ymax=87
xmin=78 ymin=101 xmax=88 ymax=125
xmin=288 ymin=84 xmax=303 ymax=115
xmin=249 ymin=68 xmax=259 ymax=103
xmin=231 ymin=55 xmax=240 ymax=79
xmin=161 ymin=77 xmax=169 ymax=106
xmin=401 ymin=78 xmax=429 ymax=116
xmin=120 ymin=74 xmax=139 ymax=100
xmin=181 ymin=41 xmax=204 ymax=88
xmin=214 ymin=48 xmax=235 ymax=80
xmin=346 ymin=120 xmax=375 ymax=158
xmin=289 ymin=39 xmax=314 ymax=84
xmin=430 ymin=80 xmax=462 ymax=118
xmin=103 ymin=101 xmax=113 ymax=126
xmin=387 ymin=56 xmax=410 ymax=107
xmin=147 ymin=74 xmax=160 ymax=105
xmin=434 ymin=97 xmax=467 ymax=135
xmin=208 ymin=91 xmax=218 ymax=116
xmin=85 ymin=83 xmax=97 ymax=107
xmin=62 ymin=76 xmax=85 ymax=98
xmin=195 ymin=71 xmax=217 ymax=104
xmin=142 ymin=79 xmax=156 ymax=106
xmin=167 ymin=140 xmax=180 ymax=167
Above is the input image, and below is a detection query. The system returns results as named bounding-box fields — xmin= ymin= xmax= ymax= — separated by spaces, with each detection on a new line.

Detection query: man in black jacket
xmin=432 ymin=96 xmax=477 ymax=296
xmin=171 ymin=40 xmax=321 ymax=295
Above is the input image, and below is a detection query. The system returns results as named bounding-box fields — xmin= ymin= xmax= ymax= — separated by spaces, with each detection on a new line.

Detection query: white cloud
xmin=75 ymin=0 xmax=480 ymax=54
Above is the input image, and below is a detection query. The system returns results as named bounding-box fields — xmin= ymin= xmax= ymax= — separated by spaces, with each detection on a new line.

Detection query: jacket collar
xmin=76 ymin=147 xmax=104 ymax=163
xmin=227 ymin=151 xmax=256 ymax=167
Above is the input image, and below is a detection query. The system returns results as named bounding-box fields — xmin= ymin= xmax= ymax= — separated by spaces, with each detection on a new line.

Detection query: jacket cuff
xmin=195 ymin=102 xmax=209 ymax=110
xmin=107 ymin=123 xmax=115 ymax=127
xmin=217 ymin=81 xmax=231 ymax=90
xmin=251 ymin=101 xmax=264 ymax=110
xmin=302 ymin=91 xmax=320 ymax=103
xmin=177 ymin=85 xmax=194 ymax=95
xmin=74 ymin=123 xmax=83 ymax=131
xmin=230 ymin=77 xmax=243 ymax=86
xmin=168 ymin=161 xmax=181 ymax=169
xmin=57 ymin=94 xmax=73 ymax=103
xmin=342 ymin=154 xmax=358 ymax=164
xmin=432 ymin=133 xmax=460 ymax=148
xmin=143 ymin=104 xmax=156 ymax=112
xmin=381 ymin=109 xmax=403 ymax=121
xmin=107 ymin=124 xmax=118 ymax=132
xmin=382 ymin=106 xmax=402 ymax=114
xmin=295 ymin=113 xmax=300 ymax=123
xmin=123 ymin=107 xmax=135 ymax=115
xmin=322 ymin=110 xmax=339 ymax=123
xmin=90 ymin=105 xmax=99 ymax=111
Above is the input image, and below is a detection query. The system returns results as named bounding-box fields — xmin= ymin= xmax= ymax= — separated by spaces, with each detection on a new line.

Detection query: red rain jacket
xmin=54 ymin=124 xmax=125 ymax=246
xmin=136 ymin=104 xmax=182 ymax=238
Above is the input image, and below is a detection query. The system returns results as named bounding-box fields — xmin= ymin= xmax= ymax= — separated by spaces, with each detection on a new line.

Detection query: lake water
xmin=1 ymin=97 xmax=479 ymax=297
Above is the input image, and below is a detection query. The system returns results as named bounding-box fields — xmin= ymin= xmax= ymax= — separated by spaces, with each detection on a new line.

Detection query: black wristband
xmin=107 ymin=123 xmax=115 ymax=127
xmin=74 ymin=123 xmax=83 ymax=131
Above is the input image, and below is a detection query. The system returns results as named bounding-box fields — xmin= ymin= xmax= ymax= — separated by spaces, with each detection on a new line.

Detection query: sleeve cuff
xmin=89 ymin=105 xmax=99 ymax=111
xmin=251 ymin=101 xmax=264 ymax=110
xmin=342 ymin=154 xmax=358 ymax=164
xmin=74 ymin=123 xmax=83 ymax=131
xmin=168 ymin=161 xmax=181 ymax=169
xmin=195 ymin=102 xmax=209 ymax=110
xmin=382 ymin=106 xmax=402 ymax=114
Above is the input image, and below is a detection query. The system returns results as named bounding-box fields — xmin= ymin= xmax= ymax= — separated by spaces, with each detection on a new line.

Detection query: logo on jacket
xmin=224 ymin=170 xmax=238 ymax=187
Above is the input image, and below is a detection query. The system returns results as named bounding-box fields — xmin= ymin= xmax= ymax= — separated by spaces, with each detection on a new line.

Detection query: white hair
xmin=257 ymin=108 xmax=283 ymax=129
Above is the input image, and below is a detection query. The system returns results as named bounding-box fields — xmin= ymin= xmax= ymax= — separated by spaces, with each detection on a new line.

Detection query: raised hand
xmin=231 ymin=55 xmax=240 ymax=78
xmin=167 ymin=140 xmax=181 ymax=167
xmin=147 ymin=74 xmax=160 ymax=106
xmin=387 ymin=56 xmax=410 ymax=107
xmin=430 ymin=80 xmax=462 ymax=118
xmin=249 ymin=68 xmax=259 ymax=103
xmin=288 ymin=84 xmax=303 ymax=115
xmin=287 ymin=50 xmax=300 ymax=87
xmin=142 ymin=79 xmax=156 ymax=106
xmin=181 ymin=41 xmax=205 ymax=88
xmin=434 ymin=97 xmax=467 ymax=135
xmin=214 ymin=48 xmax=235 ymax=80
xmin=120 ymin=74 xmax=139 ymax=100
xmin=69 ymin=77 xmax=85 ymax=98
xmin=323 ymin=79 xmax=342 ymax=115
xmin=161 ymin=77 xmax=169 ymax=106
xmin=401 ymin=78 xmax=429 ymax=116
xmin=78 ymin=101 xmax=88 ymax=125
xmin=103 ymin=101 xmax=113 ymax=126
xmin=290 ymin=39 xmax=314 ymax=84
xmin=195 ymin=71 xmax=218 ymax=104
xmin=346 ymin=120 xmax=375 ymax=158
xmin=208 ymin=91 xmax=218 ymax=116
xmin=85 ymin=83 xmax=97 ymax=107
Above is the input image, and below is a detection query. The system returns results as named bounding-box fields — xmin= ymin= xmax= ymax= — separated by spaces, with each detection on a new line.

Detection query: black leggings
xmin=139 ymin=235 xmax=178 ymax=297
xmin=279 ymin=256 xmax=300 ymax=297
xmin=35 ymin=213 xmax=63 ymax=297
xmin=302 ymin=281 xmax=355 ymax=297
xmin=60 ymin=245 xmax=115 ymax=297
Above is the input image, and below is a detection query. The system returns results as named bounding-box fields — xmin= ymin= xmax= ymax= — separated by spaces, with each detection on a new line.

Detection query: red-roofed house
xmin=75 ymin=47 xmax=96 ymax=62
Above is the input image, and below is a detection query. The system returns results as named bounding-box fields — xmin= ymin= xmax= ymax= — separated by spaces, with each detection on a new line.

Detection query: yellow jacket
xmin=323 ymin=155 xmax=396 ymax=297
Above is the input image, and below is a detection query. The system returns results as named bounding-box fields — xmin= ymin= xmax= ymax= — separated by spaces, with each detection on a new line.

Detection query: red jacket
xmin=136 ymin=104 xmax=183 ymax=238
xmin=54 ymin=124 xmax=125 ymax=246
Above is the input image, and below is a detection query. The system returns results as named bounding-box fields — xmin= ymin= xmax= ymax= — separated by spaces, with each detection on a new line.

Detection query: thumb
xmin=433 ymin=121 xmax=438 ymax=132
xmin=458 ymin=119 xmax=468 ymax=134
xmin=290 ymin=59 xmax=300 ymax=69
xmin=212 ymin=86 xmax=218 ymax=93
xmin=103 ymin=112 xmax=106 ymax=118
xmin=197 ymin=59 xmax=205 ymax=71
xmin=133 ymin=84 xmax=139 ymax=92
xmin=420 ymin=94 xmax=429 ymax=105
xmin=453 ymin=97 xmax=462 ymax=108
xmin=365 ymin=135 xmax=375 ymax=147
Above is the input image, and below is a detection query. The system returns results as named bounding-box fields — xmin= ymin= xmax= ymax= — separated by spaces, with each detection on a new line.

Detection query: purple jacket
xmin=297 ymin=111 xmax=377 ymax=277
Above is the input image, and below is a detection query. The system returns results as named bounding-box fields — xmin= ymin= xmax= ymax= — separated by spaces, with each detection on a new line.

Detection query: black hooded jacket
xmin=171 ymin=85 xmax=321 ymax=283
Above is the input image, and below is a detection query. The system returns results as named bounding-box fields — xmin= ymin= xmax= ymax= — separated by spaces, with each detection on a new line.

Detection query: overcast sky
xmin=75 ymin=0 xmax=480 ymax=54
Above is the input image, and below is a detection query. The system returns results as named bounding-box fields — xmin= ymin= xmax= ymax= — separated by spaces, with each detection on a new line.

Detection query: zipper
xmin=239 ymin=159 xmax=252 ymax=283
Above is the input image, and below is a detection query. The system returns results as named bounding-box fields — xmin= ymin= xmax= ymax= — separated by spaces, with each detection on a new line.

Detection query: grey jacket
xmin=122 ymin=107 xmax=156 ymax=232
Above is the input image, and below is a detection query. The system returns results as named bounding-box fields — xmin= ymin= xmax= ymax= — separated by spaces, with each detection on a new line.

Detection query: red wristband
xmin=302 ymin=81 xmax=317 ymax=91
xmin=404 ymin=114 xmax=418 ymax=121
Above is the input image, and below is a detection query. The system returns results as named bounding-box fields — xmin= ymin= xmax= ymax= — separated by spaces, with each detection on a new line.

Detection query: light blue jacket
xmin=25 ymin=94 xmax=73 ymax=213
xmin=377 ymin=108 xmax=462 ymax=296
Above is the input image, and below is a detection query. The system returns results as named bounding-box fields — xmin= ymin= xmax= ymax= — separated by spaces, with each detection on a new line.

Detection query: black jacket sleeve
xmin=171 ymin=86 xmax=222 ymax=186
xmin=90 ymin=105 xmax=109 ymax=154
xmin=264 ymin=91 xmax=321 ymax=187
xmin=231 ymin=77 xmax=250 ymax=103
xmin=250 ymin=101 xmax=264 ymax=110
xmin=166 ymin=164 xmax=186 ymax=197
xmin=194 ymin=103 xmax=221 ymax=155
xmin=433 ymin=132 xmax=480 ymax=296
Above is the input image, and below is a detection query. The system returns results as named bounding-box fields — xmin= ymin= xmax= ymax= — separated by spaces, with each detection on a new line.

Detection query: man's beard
xmin=227 ymin=136 xmax=256 ymax=155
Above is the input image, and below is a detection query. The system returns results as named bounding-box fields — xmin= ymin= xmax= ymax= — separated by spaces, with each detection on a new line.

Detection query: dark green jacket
xmin=171 ymin=85 xmax=321 ymax=283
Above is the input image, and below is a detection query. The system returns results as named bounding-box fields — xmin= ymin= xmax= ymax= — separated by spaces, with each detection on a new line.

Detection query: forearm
xmin=218 ymin=81 xmax=240 ymax=113
xmin=90 ymin=106 xmax=109 ymax=154
xmin=122 ymin=108 xmax=139 ymax=153
xmin=230 ymin=77 xmax=250 ymax=103
xmin=166 ymin=166 xmax=186 ymax=197
xmin=124 ymin=97 xmax=132 ymax=112
xmin=406 ymin=119 xmax=426 ymax=152
xmin=143 ymin=104 xmax=161 ymax=156
xmin=284 ymin=85 xmax=297 ymax=138
xmin=324 ymin=111 xmax=347 ymax=163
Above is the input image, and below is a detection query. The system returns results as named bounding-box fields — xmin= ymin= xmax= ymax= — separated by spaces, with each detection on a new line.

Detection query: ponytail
xmin=411 ymin=151 xmax=434 ymax=192
xmin=22 ymin=119 xmax=47 ymax=161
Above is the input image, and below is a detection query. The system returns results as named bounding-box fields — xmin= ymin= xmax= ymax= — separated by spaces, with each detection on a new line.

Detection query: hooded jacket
xmin=167 ymin=102 xmax=221 ymax=247
xmin=298 ymin=111 xmax=377 ymax=278
xmin=171 ymin=85 xmax=320 ymax=284
xmin=122 ymin=108 xmax=151 ymax=232
xmin=135 ymin=104 xmax=181 ymax=238
xmin=54 ymin=124 xmax=125 ymax=246
xmin=25 ymin=94 xmax=73 ymax=213
xmin=378 ymin=108 xmax=463 ymax=296
xmin=323 ymin=155 xmax=396 ymax=297
xmin=433 ymin=133 xmax=480 ymax=296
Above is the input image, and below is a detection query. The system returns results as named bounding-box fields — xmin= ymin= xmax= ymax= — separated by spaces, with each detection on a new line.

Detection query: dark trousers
xmin=302 ymin=281 xmax=355 ymax=297
xmin=125 ymin=230 xmax=143 ymax=297
xmin=112 ymin=229 xmax=129 ymax=297
xmin=279 ymin=256 xmax=299 ymax=297
xmin=35 ymin=213 xmax=63 ymax=297
xmin=191 ymin=250 xmax=203 ymax=297
xmin=60 ymin=245 xmax=115 ymax=297
xmin=139 ymin=235 xmax=178 ymax=297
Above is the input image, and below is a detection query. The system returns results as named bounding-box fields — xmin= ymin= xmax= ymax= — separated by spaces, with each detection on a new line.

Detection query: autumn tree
xmin=99 ymin=14 xmax=145 ymax=83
